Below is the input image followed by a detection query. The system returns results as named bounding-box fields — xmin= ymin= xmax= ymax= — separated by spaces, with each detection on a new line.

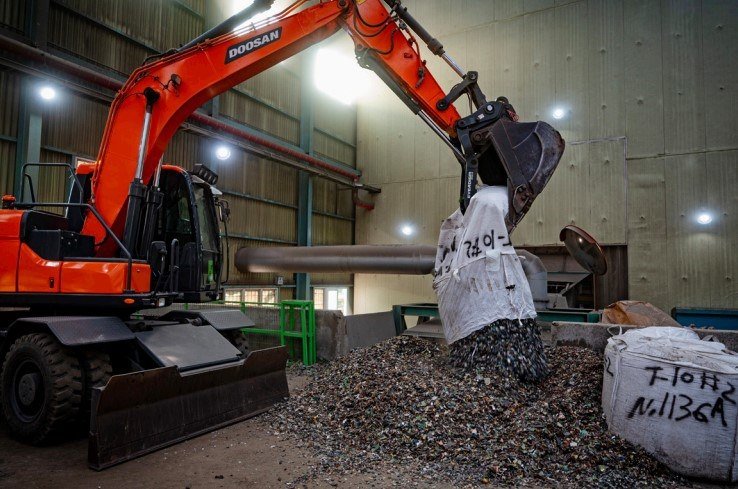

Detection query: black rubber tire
xmin=228 ymin=331 xmax=251 ymax=357
xmin=79 ymin=351 xmax=112 ymax=419
xmin=0 ymin=333 xmax=83 ymax=444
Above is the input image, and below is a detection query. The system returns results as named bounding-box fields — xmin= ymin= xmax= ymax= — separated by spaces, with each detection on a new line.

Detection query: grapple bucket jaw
xmin=88 ymin=346 xmax=289 ymax=470
xmin=477 ymin=118 xmax=565 ymax=231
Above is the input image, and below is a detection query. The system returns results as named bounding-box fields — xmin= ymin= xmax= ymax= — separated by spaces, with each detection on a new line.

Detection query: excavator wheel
xmin=0 ymin=333 xmax=83 ymax=444
xmin=227 ymin=330 xmax=251 ymax=357
xmin=79 ymin=351 xmax=113 ymax=419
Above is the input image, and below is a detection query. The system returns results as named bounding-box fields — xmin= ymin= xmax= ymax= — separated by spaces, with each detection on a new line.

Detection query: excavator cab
xmin=155 ymin=165 xmax=224 ymax=302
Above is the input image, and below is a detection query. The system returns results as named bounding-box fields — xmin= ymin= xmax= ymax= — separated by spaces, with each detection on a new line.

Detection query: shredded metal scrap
xmin=449 ymin=318 xmax=549 ymax=382
xmin=269 ymin=337 xmax=690 ymax=487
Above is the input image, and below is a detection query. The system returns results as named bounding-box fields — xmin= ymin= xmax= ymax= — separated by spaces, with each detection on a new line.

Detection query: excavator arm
xmin=83 ymin=0 xmax=564 ymax=257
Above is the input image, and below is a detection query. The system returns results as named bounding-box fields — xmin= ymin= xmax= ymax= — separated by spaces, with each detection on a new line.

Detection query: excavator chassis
xmin=89 ymin=346 xmax=288 ymax=470
xmin=0 ymin=310 xmax=289 ymax=470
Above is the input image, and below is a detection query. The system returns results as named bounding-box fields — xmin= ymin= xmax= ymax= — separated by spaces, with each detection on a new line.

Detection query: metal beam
xmin=220 ymin=189 xmax=297 ymax=210
xmin=29 ymin=0 xmax=50 ymax=49
xmin=14 ymin=77 xmax=42 ymax=200
xmin=213 ymin=113 xmax=360 ymax=178
xmin=295 ymin=50 xmax=316 ymax=301
xmin=225 ymin=233 xmax=297 ymax=246
xmin=171 ymin=0 xmax=205 ymax=21
xmin=313 ymin=210 xmax=354 ymax=222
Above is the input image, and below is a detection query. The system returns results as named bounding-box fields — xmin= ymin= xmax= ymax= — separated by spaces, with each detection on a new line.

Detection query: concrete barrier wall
xmin=345 ymin=311 xmax=396 ymax=350
xmin=144 ymin=304 xmax=398 ymax=361
xmin=552 ymin=322 xmax=738 ymax=353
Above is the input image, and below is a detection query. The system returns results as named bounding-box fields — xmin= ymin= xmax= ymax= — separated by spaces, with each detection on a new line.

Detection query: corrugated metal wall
xmin=0 ymin=68 xmax=19 ymax=194
xmin=355 ymin=0 xmax=738 ymax=313
xmin=0 ymin=0 xmax=358 ymax=296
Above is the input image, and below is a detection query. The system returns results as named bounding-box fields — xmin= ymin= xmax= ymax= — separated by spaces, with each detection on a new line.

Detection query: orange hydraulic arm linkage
xmin=82 ymin=0 xmax=462 ymax=256
xmin=83 ymin=0 xmax=563 ymax=257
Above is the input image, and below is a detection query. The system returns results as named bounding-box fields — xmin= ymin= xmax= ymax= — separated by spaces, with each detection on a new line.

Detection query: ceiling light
xmin=39 ymin=85 xmax=57 ymax=101
xmin=314 ymin=48 xmax=369 ymax=105
xmin=697 ymin=212 xmax=713 ymax=225
xmin=401 ymin=225 xmax=415 ymax=237
xmin=552 ymin=107 xmax=566 ymax=120
xmin=215 ymin=146 xmax=232 ymax=161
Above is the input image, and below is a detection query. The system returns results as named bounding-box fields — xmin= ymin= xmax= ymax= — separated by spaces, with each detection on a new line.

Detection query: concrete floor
xmin=0 ymin=373 xmax=443 ymax=489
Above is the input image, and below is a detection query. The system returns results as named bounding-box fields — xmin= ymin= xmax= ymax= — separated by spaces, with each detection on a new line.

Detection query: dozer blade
xmin=88 ymin=346 xmax=289 ymax=470
xmin=478 ymin=118 xmax=565 ymax=230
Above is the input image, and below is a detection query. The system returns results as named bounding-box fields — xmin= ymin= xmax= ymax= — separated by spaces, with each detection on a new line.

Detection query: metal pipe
xmin=135 ymin=108 xmax=153 ymax=181
xmin=153 ymin=157 xmax=163 ymax=187
xmin=238 ymin=245 xmax=550 ymax=311
xmin=236 ymin=245 xmax=436 ymax=275
xmin=441 ymin=53 xmax=465 ymax=78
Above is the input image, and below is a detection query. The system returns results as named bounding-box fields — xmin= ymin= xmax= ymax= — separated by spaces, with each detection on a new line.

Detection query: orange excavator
xmin=0 ymin=0 xmax=564 ymax=469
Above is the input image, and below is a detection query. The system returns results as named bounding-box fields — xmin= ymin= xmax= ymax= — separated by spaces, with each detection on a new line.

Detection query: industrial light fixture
xmin=215 ymin=145 xmax=232 ymax=161
xmin=697 ymin=212 xmax=713 ymax=225
xmin=401 ymin=224 xmax=415 ymax=237
xmin=38 ymin=85 xmax=57 ymax=101
xmin=552 ymin=107 xmax=566 ymax=120
xmin=314 ymin=48 xmax=369 ymax=105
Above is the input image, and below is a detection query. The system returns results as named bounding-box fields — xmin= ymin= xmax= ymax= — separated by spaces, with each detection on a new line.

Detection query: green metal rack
xmin=236 ymin=300 xmax=316 ymax=366
xmin=279 ymin=300 xmax=317 ymax=366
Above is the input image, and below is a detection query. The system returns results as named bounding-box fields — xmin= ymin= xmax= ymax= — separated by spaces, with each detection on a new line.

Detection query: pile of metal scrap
xmin=448 ymin=318 xmax=549 ymax=382
xmin=268 ymin=336 xmax=688 ymax=487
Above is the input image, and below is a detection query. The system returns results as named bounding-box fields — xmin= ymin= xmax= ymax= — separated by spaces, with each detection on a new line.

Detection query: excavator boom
xmin=83 ymin=0 xmax=563 ymax=256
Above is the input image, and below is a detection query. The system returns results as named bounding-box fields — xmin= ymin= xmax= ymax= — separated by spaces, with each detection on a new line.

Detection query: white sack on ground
xmin=432 ymin=186 xmax=535 ymax=345
xmin=602 ymin=326 xmax=738 ymax=482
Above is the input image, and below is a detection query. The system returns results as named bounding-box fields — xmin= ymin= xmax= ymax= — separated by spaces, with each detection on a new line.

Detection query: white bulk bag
xmin=433 ymin=186 xmax=535 ymax=344
xmin=602 ymin=326 xmax=738 ymax=481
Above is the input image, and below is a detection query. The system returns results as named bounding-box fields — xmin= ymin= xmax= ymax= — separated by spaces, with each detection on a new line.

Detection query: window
xmin=261 ymin=288 xmax=277 ymax=304
xmin=244 ymin=289 xmax=260 ymax=303
xmin=313 ymin=289 xmax=324 ymax=310
xmin=224 ymin=289 xmax=242 ymax=303
xmin=222 ymin=287 xmax=279 ymax=304
xmin=241 ymin=288 xmax=278 ymax=304
xmin=313 ymin=287 xmax=350 ymax=315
